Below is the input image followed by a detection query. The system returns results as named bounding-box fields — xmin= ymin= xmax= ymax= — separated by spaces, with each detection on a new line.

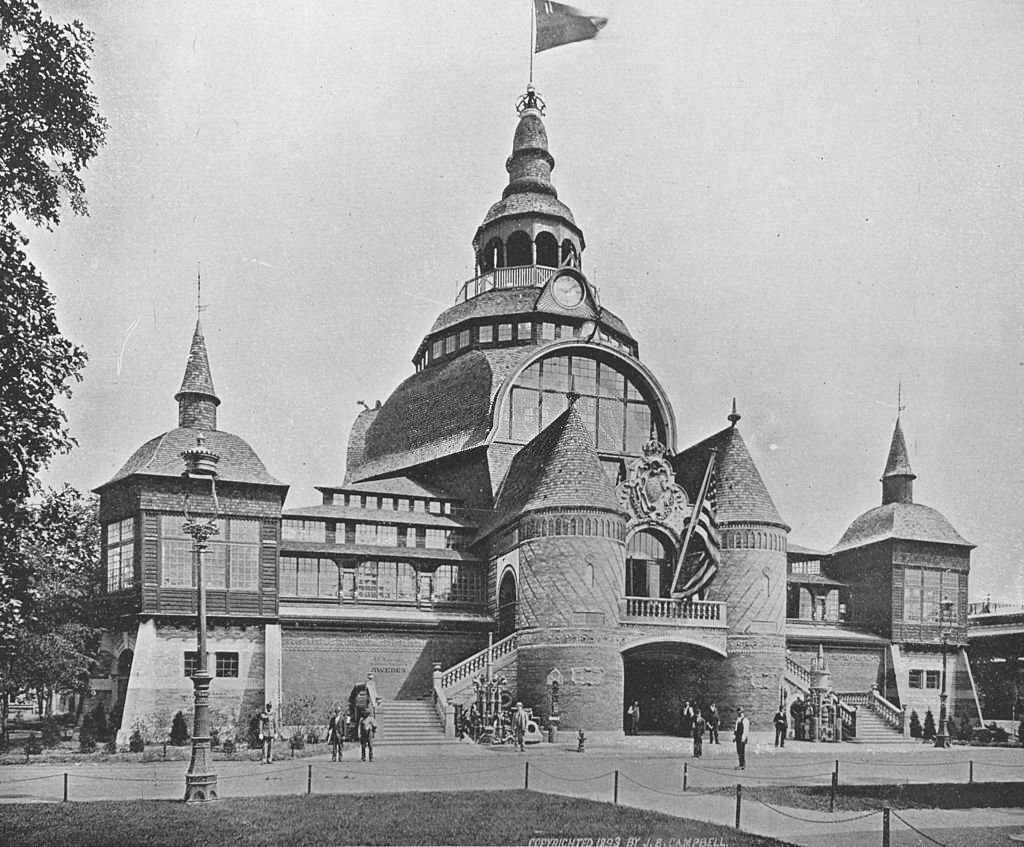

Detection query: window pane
xmin=625 ymin=403 xmax=652 ymax=454
xmin=541 ymin=322 xmax=556 ymax=340
xmin=216 ymin=652 xmax=239 ymax=678
xmin=542 ymin=357 xmax=569 ymax=393
xmin=459 ymin=329 xmax=470 ymax=347
xmin=445 ymin=334 xmax=456 ymax=354
xmin=517 ymin=322 xmax=532 ymax=340
xmin=575 ymin=396 xmax=597 ymax=445
xmin=231 ymin=545 xmax=259 ymax=590
xmin=597 ymin=398 xmax=625 ymax=452
xmin=204 ymin=543 xmax=227 ymax=589
xmin=160 ymin=514 xmax=191 ymax=539
xmin=296 ymin=558 xmax=318 ymax=596
xmin=571 ymin=357 xmax=597 ymax=395
xmin=478 ymin=325 xmax=493 ymax=343
xmin=540 ymin=390 xmax=568 ymax=430
xmin=280 ymin=557 xmax=298 ymax=596
xmin=597 ymin=363 xmax=625 ymax=398
xmin=231 ymin=519 xmax=260 ymax=542
xmin=161 ymin=540 xmax=193 ymax=587
xmin=510 ymin=387 xmax=540 ymax=442
xmin=519 ymin=361 xmax=541 ymax=388
xmin=498 ymin=323 xmax=512 ymax=341
xmin=318 ymin=560 xmax=338 ymax=598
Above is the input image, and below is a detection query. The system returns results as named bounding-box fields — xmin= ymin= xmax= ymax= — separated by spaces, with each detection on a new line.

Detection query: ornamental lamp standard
xmin=181 ymin=434 xmax=220 ymax=801
xmin=934 ymin=595 xmax=955 ymax=749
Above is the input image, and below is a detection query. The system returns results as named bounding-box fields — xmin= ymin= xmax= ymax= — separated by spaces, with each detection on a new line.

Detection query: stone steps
xmin=373 ymin=699 xmax=448 ymax=746
xmin=849 ymin=709 xmax=917 ymax=744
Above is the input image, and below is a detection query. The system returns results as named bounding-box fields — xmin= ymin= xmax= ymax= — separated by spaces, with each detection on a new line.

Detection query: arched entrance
xmin=497 ymin=571 xmax=517 ymax=638
xmin=622 ymin=641 xmax=725 ymax=735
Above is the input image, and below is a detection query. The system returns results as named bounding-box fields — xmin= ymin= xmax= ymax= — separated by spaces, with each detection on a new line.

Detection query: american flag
xmin=675 ymin=461 xmax=721 ymax=598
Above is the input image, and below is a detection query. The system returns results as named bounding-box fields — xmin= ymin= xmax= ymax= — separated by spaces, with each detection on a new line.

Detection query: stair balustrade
xmin=785 ymin=655 xmax=812 ymax=689
xmin=868 ymin=685 xmax=907 ymax=734
xmin=438 ymin=632 xmax=519 ymax=690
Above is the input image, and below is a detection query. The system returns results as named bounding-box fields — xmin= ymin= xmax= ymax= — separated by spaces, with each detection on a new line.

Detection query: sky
xmin=30 ymin=1 xmax=1024 ymax=602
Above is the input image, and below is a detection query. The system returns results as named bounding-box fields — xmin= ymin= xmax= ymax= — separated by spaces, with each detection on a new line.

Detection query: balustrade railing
xmin=622 ymin=597 xmax=726 ymax=625
xmin=838 ymin=700 xmax=857 ymax=740
xmin=868 ymin=686 xmax=906 ymax=733
xmin=837 ymin=692 xmax=870 ymax=707
xmin=455 ymin=265 xmax=558 ymax=303
xmin=785 ymin=655 xmax=812 ymax=687
xmin=438 ymin=632 xmax=519 ymax=691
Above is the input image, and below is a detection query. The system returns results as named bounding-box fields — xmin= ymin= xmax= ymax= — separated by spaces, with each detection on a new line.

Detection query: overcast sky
xmin=33 ymin=1 xmax=1023 ymax=602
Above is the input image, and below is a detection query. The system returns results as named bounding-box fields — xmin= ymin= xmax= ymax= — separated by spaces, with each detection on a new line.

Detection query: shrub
xmin=79 ymin=718 xmax=97 ymax=752
xmin=922 ymin=709 xmax=936 ymax=741
xmin=956 ymin=714 xmax=974 ymax=742
xmin=222 ymin=738 xmax=236 ymax=754
xmin=210 ymin=728 xmax=220 ymax=749
xmin=169 ymin=711 xmax=190 ymax=746
xmin=89 ymin=703 xmax=110 ymax=743
xmin=24 ymin=733 xmax=43 ymax=756
xmin=104 ymin=739 xmax=118 ymax=753
xmin=129 ymin=728 xmax=145 ymax=753
xmin=289 ymin=731 xmax=305 ymax=750
xmin=246 ymin=713 xmax=261 ymax=749
xmin=909 ymin=710 xmax=922 ymax=738
xmin=40 ymin=719 xmax=61 ymax=748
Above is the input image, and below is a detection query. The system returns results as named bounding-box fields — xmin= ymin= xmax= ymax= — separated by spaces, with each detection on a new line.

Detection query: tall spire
xmin=881 ymin=418 xmax=915 ymax=505
xmin=175 ymin=319 xmax=220 ymax=430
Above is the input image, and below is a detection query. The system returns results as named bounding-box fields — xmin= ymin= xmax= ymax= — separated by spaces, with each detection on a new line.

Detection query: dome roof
xmin=97 ymin=427 xmax=286 ymax=490
xmin=832 ymin=501 xmax=972 ymax=553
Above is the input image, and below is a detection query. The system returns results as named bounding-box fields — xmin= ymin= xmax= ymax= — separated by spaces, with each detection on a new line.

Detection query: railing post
xmin=969 ymin=760 xmax=973 ymax=784
xmin=735 ymin=783 xmax=742 ymax=829
xmin=63 ymin=772 xmax=68 ymax=803
xmin=882 ymin=807 xmax=890 ymax=847
xmin=524 ymin=761 xmax=529 ymax=790
xmin=835 ymin=760 xmax=840 ymax=783
xmin=683 ymin=762 xmax=688 ymax=791
xmin=830 ymin=771 xmax=837 ymax=812
xmin=613 ymin=770 xmax=619 ymax=804
xmin=307 ymin=764 xmax=312 ymax=795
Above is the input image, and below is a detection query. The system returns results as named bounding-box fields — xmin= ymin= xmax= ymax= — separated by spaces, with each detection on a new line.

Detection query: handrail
xmin=439 ymin=632 xmax=519 ymax=691
xmin=838 ymin=700 xmax=857 ymax=739
xmin=622 ymin=597 xmax=726 ymax=624
xmin=785 ymin=655 xmax=812 ymax=687
xmin=868 ymin=687 xmax=905 ymax=733
xmin=837 ymin=692 xmax=870 ymax=706
xmin=454 ymin=265 xmax=558 ymax=304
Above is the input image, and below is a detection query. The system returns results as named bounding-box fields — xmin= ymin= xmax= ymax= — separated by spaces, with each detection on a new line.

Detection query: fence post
xmin=834 ymin=759 xmax=840 ymax=783
xmin=735 ymin=783 xmax=742 ymax=829
xmin=830 ymin=771 xmax=837 ymax=813
xmin=683 ymin=762 xmax=688 ymax=791
xmin=882 ymin=807 xmax=890 ymax=847
xmin=307 ymin=764 xmax=312 ymax=795
xmin=613 ymin=770 xmax=619 ymax=804
xmin=969 ymin=760 xmax=973 ymax=784
xmin=63 ymin=772 xmax=68 ymax=803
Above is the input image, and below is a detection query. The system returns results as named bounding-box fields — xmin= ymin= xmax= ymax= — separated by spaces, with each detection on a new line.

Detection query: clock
xmin=551 ymin=275 xmax=585 ymax=308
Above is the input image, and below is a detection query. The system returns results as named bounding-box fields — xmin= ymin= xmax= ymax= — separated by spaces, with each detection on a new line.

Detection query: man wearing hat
xmin=511 ymin=701 xmax=529 ymax=752
xmin=733 ymin=707 xmax=750 ymax=769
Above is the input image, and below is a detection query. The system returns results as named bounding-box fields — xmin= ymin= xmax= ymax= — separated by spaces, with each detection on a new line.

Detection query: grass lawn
xmin=742 ymin=781 xmax=1024 ymax=812
xmin=0 ymin=789 xmax=797 ymax=847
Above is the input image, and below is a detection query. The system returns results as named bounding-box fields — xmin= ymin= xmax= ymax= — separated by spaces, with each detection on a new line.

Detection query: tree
xmin=0 ymin=485 xmax=103 ymax=745
xmin=0 ymin=0 xmax=107 ymax=642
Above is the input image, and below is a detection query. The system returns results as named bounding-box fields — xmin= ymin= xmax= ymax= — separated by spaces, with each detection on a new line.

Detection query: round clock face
xmin=552 ymin=275 xmax=585 ymax=308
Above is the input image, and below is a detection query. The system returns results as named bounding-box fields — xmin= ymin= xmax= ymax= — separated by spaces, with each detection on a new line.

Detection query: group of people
xmin=255 ymin=702 xmax=378 ymax=765
xmin=624 ymin=699 xmax=752 ymax=769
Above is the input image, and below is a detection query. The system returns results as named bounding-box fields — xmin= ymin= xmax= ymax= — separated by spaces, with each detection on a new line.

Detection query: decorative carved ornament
xmin=616 ymin=438 xmax=689 ymax=537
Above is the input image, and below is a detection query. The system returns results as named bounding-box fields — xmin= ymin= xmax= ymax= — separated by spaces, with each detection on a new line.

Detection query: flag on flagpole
xmin=534 ymin=0 xmax=608 ymax=53
xmin=674 ymin=462 xmax=721 ymax=599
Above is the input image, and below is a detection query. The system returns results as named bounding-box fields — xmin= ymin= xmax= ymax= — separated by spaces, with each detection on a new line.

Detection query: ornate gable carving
xmin=616 ymin=438 xmax=689 ymax=538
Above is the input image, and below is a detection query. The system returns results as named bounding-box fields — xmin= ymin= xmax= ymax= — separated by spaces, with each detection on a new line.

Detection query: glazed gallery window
xmin=499 ymin=353 xmax=658 ymax=454
xmin=625 ymin=530 xmax=674 ymax=598
xmin=215 ymin=652 xmax=239 ymax=678
xmin=281 ymin=519 xmax=326 ymax=542
xmin=431 ymin=564 xmax=484 ymax=603
xmin=903 ymin=568 xmax=957 ymax=623
xmin=159 ymin=516 xmax=260 ymax=590
xmin=279 ymin=556 xmax=338 ymax=598
xmin=355 ymin=561 xmax=416 ymax=601
xmin=105 ymin=517 xmax=135 ymax=592
xmin=909 ymin=669 xmax=942 ymax=689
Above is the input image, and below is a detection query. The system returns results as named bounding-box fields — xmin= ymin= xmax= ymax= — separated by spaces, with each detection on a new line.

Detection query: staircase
xmin=374 ymin=699 xmax=449 ymax=746
xmin=847 ymin=707 xmax=916 ymax=744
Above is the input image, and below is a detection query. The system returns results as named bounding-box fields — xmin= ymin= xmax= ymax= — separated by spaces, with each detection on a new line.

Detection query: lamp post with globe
xmin=933 ymin=595 xmax=955 ymax=749
xmin=181 ymin=434 xmax=220 ymax=801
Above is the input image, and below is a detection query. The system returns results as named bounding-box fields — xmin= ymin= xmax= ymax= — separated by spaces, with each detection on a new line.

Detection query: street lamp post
xmin=934 ymin=596 xmax=955 ymax=749
xmin=181 ymin=435 xmax=220 ymax=802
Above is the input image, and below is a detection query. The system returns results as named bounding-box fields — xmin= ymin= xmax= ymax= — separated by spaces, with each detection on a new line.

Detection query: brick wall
xmin=828 ymin=542 xmax=893 ymax=637
xmin=715 ymin=633 xmax=786 ymax=730
xmin=787 ymin=645 xmax=884 ymax=693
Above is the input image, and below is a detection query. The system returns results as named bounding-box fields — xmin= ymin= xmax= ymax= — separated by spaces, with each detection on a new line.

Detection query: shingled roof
xmin=883 ymin=418 xmax=915 ymax=479
xmin=486 ymin=405 xmax=621 ymax=534
xmin=673 ymin=426 xmax=788 ymax=529
xmin=174 ymin=320 xmax=219 ymax=405
xmin=96 ymin=427 xmax=286 ymax=490
xmin=832 ymin=502 xmax=973 ymax=553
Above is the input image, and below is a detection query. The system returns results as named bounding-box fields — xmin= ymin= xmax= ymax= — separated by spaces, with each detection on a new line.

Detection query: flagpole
xmin=529 ymin=0 xmax=535 ymax=84
xmin=670 ymin=450 xmax=716 ymax=597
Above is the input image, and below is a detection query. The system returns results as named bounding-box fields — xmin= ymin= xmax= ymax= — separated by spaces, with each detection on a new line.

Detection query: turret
xmin=881 ymin=418 xmax=915 ymax=505
xmin=174 ymin=320 xmax=220 ymax=430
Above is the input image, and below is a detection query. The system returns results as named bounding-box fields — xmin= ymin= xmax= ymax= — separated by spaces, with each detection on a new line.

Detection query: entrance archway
xmin=622 ymin=641 xmax=724 ymax=735
xmin=497 ymin=571 xmax=517 ymax=638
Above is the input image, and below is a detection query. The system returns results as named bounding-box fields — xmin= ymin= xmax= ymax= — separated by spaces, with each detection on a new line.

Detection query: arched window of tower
xmin=535 ymin=231 xmax=559 ymax=267
xmin=482 ymin=236 xmax=504 ymax=272
xmin=560 ymin=239 xmax=578 ymax=267
xmin=506 ymin=230 xmax=532 ymax=266
xmin=498 ymin=570 xmax=517 ymax=638
xmin=625 ymin=530 xmax=675 ymax=599
xmin=498 ymin=351 xmax=664 ymax=463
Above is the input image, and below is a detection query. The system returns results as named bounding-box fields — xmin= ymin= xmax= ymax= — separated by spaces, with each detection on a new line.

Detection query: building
xmin=92 ymin=87 xmax=981 ymax=744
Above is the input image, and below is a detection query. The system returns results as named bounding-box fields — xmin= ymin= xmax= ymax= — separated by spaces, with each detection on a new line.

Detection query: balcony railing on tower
xmin=455 ymin=265 xmax=559 ymax=303
xmin=621 ymin=596 xmax=727 ymax=628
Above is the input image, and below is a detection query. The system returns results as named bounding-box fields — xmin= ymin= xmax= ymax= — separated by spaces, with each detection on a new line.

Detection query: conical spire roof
xmin=882 ymin=418 xmax=914 ymax=479
xmin=175 ymin=319 xmax=220 ymax=405
xmin=489 ymin=404 xmax=621 ymax=531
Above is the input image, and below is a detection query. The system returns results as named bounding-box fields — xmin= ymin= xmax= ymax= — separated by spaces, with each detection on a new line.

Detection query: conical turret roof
xmin=174 ymin=319 xmax=220 ymax=405
xmin=489 ymin=404 xmax=621 ymax=532
xmin=673 ymin=426 xmax=788 ymax=529
xmin=882 ymin=418 xmax=914 ymax=479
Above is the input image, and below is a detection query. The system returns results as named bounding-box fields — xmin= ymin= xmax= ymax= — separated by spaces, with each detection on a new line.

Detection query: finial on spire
xmin=517 ymin=84 xmax=546 ymax=115
xmin=565 ymin=373 xmax=579 ymax=406
xmin=728 ymin=398 xmax=741 ymax=427
xmin=196 ymin=262 xmax=208 ymax=320
xmin=897 ymin=379 xmax=906 ymax=418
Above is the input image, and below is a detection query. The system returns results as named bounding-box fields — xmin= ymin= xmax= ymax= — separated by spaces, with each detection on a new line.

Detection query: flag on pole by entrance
xmin=534 ymin=0 xmax=608 ymax=53
xmin=674 ymin=461 xmax=721 ymax=599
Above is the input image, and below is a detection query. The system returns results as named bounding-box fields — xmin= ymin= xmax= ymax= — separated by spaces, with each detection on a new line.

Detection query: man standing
xmin=358 ymin=710 xmax=377 ymax=762
xmin=773 ymin=705 xmax=789 ymax=748
xmin=627 ymin=701 xmax=640 ymax=736
xmin=734 ymin=707 xmax=749 ymax=770
xmin=327 ymin=706 xmax=344 ymax=762
xmin=258 ymin=703 xmax=277 ymax=765
xmin=691 ymin=708 xmax=706 ymax=758
xmin=511 ymin=701 xmax=529 ymax=752
xmin=680 ymin=700 xmax=694 ymax=738
xmin=706 ymin=703 xmax=720 ymax=744
xmin=791 ymin=696 xmax=805 ymax=741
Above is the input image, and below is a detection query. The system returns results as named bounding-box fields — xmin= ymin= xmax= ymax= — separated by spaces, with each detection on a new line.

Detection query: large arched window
xmin=625 ymin=530 xmax=675 ymax=598
xmin=506 ymin=231 xmax=533 ymax=266
xmin=498 ymin=570 xmax=517 ymax=638
xmin=535 ymin=231 xmax=559 ymax=267
xmin=498 ymin=352 xmax=661 ymax=457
